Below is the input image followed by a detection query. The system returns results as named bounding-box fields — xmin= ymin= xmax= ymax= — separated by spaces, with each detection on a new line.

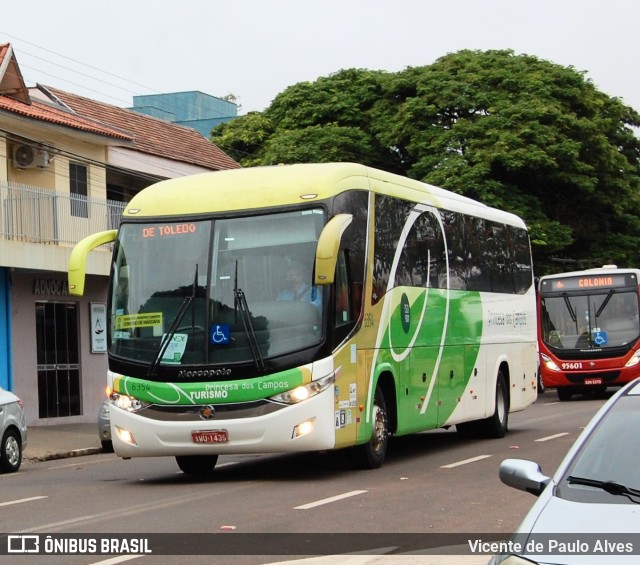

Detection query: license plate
xmin=584 ymin=378 xmax=602 ymax=386
xmin=191 ymin=430 xmax=228 ymax=444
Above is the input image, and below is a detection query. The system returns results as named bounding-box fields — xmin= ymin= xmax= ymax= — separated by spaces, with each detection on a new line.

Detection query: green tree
xmin=212 ymin=68 xmax=404 ymax=172
xmin=384 ymin=50 xmax=640 ymax=272
xmin=211 ymin=51 xmax=640 ymax=272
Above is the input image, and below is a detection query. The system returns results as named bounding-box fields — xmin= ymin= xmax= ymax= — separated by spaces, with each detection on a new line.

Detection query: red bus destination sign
xmin=541 ymin=273 xmax=636 ymax=293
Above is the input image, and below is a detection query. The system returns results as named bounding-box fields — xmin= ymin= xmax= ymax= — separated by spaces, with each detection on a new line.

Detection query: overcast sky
xmin=2 ymin=0 xmax=639 ymax=116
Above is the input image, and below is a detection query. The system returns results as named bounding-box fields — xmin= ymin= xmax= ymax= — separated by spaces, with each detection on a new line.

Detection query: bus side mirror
xmin=68 ymin=230 xmax=118 ymax=296
xmin=314 ymin=214 xmax=353 ymax=286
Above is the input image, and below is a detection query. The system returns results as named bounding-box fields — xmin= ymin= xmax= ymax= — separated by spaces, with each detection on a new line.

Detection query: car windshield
xmin=540 ymin=290 xmax=640 ymax=350
xmin=109 ymin=209 xmax=326 ymax=368
xmin=559 ymin=394 xmax=640 ymax=503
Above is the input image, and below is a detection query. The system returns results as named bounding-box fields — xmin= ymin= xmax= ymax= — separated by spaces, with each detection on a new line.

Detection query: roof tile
xmin=47 ymin=87 xmax=239 ymax=171
xmin=0 ymin=95 xmax=135 ymax=140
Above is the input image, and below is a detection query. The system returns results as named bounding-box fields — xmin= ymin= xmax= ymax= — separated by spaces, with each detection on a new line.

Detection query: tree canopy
xmin=211 ymin=50 xmax=640 ymax=274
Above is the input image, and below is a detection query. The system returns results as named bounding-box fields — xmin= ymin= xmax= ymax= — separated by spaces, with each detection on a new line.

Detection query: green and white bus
xmin=69 ymin=163 xmax=538 ymax=473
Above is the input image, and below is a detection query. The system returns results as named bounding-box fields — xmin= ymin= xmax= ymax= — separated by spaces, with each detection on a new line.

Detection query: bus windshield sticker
xmin=160 ymin=333 xmax=188 ymax=363
xmin=210 ymin=324 xmax=231 ymax=345
xmin=115 ymin=312 xmax=163 ymax=330
xmin=592 ymin=330 xmax=608 ymax=346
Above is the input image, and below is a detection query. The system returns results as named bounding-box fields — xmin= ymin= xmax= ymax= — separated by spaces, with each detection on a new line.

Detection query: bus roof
xmin=123 ymin=162 xmax=525 ymax=227
xmin=540 ymin=266 xmax=640 ymax=281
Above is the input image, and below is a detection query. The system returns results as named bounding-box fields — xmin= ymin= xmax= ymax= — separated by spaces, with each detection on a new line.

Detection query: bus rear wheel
xmin=352 ymin=386 xmax=388 ymax=469
xmin=481 ymin=371 xmax=509 ymax=438
xmin=457 ymin=371 xmax=509 ymax=439
xmin=175 ymin=454 xmax=219 ymax=475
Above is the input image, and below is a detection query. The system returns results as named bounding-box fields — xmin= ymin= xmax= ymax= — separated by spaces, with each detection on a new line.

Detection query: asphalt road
xmin=1 ymin=390 xmax=609 ymax=565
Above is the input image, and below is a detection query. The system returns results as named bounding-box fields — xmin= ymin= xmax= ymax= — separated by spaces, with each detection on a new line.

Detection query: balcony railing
xmin=0 ymin=181 xmax=126 ymax=246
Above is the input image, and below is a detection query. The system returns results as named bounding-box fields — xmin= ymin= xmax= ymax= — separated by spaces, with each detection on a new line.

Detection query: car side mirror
xmin=499 ymin=458 xmax=550 ymax=497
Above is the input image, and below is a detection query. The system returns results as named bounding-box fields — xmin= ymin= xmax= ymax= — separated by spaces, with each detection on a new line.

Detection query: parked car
xmin=490 ymin=378 xmax=640 ymax=564
xmin=0 ymin=386 xmax=27 ymax=473
xmin=97 ymin=399 xmax=113 ymax=453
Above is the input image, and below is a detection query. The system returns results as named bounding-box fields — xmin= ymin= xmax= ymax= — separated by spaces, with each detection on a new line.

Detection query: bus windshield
xmin=541 ymin=290 xmax=640 ymax=351
xmin=109 ymin=209 xmax=326 ymax=368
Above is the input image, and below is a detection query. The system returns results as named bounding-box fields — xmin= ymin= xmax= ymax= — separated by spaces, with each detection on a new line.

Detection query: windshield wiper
xmin=567 ymin=475 xmax=640 ymax=504
xmin=561 ymin=293 xmax=577 ymax=323
xmin=595 ymin=290 xmax=614 ymax=319
xmin=147 ymin=266 xmax=198 ymax=377
xmin=234 ymin=261 xmax=265 ymax=371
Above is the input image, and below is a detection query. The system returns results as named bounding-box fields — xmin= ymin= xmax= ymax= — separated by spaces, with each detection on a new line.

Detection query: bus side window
xmin=334 ymin=251 xmax=352 ymax=327
xmin=352 ymin=282 xmax=363 ymax=319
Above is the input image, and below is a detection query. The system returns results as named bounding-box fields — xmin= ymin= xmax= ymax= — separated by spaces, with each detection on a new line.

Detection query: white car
xmin=97 ymin=399 xmax=113 ymax=453
xmin=0 ymin=386 xmax=27 ymax=473
xmin=490 ymin=378 xmax=640 ymax=564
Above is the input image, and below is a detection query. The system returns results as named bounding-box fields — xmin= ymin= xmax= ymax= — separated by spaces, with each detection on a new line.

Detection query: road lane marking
xmin=535 ymin=432 xmax=569 ymax=442
xmin=19 ymin=514 xmax=100 ymax=533
xmin=90 ymin=556 xmax=145 ymax=565
xmin=0 ymin=496 xmax=47 ymax=507
xmin=48 ymin=458 xmax=118 ymax=470
xmin=441 ymin=455 xmax=491 ymax=468
xmin=295 ymin=490 xmax=367 ymax=510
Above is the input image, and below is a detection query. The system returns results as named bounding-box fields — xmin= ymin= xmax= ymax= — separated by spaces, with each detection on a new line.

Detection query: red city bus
xmin=537 ymin=266 xmax=640 ymax=401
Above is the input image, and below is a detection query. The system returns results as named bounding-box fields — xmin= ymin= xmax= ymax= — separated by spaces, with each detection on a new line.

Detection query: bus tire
xmin=457 ymin=371 xmax=509 ymax=439
xmin=175 ymin=454 xmax=219 ymax=475
xmin=481 ymin=371 xmax=509 ymax=438
xmin=537 ymin=369 xmax=545 ymax=394
xmin=557 ymin=387 xmax=573 ymax=401
xmin=352 ymin=386 xmax=388 ymax=470
xmin=101 ymin=439 xmax=114 ymax=453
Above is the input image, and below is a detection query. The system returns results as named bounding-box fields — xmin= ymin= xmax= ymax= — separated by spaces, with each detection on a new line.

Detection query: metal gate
xmin=35 ymin=301 xmax=81 ymax=418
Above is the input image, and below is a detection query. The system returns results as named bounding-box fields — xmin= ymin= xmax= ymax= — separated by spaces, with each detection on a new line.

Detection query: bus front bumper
xmin=109 ymin=387 xmax=336 ymax=458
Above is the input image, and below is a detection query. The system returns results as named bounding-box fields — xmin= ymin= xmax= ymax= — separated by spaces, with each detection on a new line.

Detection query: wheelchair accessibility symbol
xmin=210 ymin=324 xmax=231 ymax=345
xmin=592 ymin=330 xmax=608 ymax=346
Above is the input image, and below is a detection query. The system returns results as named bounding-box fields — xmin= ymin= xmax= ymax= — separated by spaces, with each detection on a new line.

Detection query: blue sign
xmin=210 ymin=324 xmax=231 ymax=345
xmin=592 ymin=330 xmax=608 ymax=346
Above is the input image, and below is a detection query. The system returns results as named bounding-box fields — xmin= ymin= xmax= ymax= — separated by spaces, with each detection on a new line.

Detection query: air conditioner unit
xmin=13 ymin=144 xmax=50 ymax=169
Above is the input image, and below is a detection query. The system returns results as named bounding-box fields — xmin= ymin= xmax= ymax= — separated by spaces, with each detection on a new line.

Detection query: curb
xmin=24 ymin=447 xmax=104 ymax=463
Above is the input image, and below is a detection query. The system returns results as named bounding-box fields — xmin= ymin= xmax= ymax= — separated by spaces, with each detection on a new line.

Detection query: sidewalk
xmin=23 ymin=422 xmax=103 ymax=462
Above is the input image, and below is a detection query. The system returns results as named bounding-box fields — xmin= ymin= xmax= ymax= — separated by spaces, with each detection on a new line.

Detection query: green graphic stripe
xmin=114 ymin=367 xmax=308 ymax=405
xmin=377 ymin=288 xmax=483 ymax=429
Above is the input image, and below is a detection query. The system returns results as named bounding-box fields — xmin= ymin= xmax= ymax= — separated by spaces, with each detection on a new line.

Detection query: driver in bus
xmin=277 ymin=264 xmax=321 ymax=308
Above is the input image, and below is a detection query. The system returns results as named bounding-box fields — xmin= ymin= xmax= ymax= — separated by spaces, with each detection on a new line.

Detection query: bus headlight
xmin=540 ymin=353 xmax=561 ymax=372
xmin=110 ymin=392 xmax=149 ymax=412
xmin=270 ymin=373 xmax=335 ymax=405
xmin=625 ymin=350 xmax=640 ymax=368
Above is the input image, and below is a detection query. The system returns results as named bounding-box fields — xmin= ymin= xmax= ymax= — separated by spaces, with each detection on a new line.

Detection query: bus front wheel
xmin=352 ymin=386 xmax=388 ymax=469
xmin=557 ymin=387 xmax=573 ymax=401
xmin=175 ymin=454 xmax=219 ymax=475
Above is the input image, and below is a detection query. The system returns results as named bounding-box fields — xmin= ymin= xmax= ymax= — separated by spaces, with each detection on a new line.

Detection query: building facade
xmin=0 ymin=43 xmax=239 ymax=425
xmin=130 ymin=91 xmax=238 ymax=138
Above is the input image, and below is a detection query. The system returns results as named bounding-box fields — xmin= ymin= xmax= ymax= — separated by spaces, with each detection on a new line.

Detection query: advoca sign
xmin=33 ymin=279 xmax=70 ymax=296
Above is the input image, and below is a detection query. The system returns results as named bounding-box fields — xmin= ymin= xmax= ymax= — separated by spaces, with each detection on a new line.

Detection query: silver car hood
xmin=517 ymin=494 xmax=640 ymax=564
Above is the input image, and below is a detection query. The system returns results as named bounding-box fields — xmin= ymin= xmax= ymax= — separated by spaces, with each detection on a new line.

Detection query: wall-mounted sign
xmin=90 ymin=302 xmax=107 ymax=353
xmin=33 ymin=279 xmax=69 ymax=296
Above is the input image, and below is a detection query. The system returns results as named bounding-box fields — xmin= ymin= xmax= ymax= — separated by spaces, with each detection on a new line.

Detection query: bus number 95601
xmin=562 ymin=362 xmax=583 ymax=370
